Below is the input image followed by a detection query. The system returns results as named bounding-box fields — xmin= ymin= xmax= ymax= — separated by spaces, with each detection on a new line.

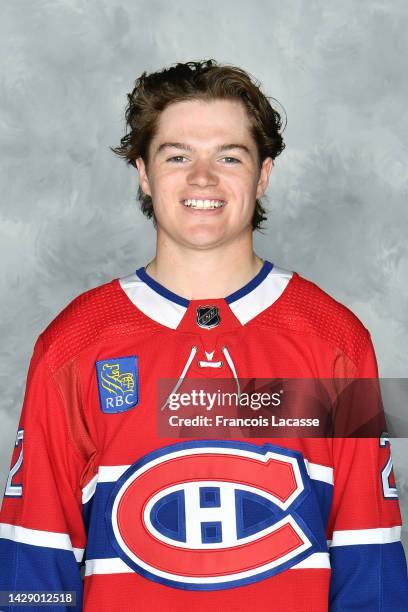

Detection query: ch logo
xmin=106 ymin=441 xmax=320 ymax=590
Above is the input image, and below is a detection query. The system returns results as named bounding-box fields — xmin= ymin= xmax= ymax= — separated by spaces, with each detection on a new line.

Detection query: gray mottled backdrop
xmin=1 ymin=0 xmax=407 ymax=555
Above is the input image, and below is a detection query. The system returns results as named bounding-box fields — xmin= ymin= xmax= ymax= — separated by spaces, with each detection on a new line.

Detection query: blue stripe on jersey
xmin=0 ymin=539 xmax=82 ymax=611
xmin=329 ymin=541 xmax=408 ymax=611
xmin=84 ymin=482 xmax=118 ymax=559
xmin=83 ymin=478 xmax=333 ymax=560
xmin=135 ymin=267 xmax=190 ymax=307
xmin=135 ymin=261 xmax=274 ymax=307
xmin=225 ymin=261 xmax=273 ymax=304
xmin=309 ymin=478 xmax=333 ymax=528
xmin=82 ymin=493 xmax=93 ymax=532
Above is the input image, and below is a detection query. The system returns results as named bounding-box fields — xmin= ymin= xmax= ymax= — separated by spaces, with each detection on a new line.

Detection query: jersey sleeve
xmin=0 ymin=335 xmax=89 ymax=611
xmin=328 ymin=334 xmax=408 ymax=610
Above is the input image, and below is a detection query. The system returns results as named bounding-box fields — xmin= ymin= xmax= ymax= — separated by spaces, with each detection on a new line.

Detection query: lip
xmin=182 ymin=206 xmax=225 ymax=215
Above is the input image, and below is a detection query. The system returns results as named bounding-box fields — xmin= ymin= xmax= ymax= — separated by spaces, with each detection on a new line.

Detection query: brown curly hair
xmin=111 ymin=59 xmax=286 ymax=230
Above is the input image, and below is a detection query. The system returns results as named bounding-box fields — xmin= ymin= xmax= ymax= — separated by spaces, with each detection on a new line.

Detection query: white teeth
xmin=182 ymin=199 xmax=225 ymax=209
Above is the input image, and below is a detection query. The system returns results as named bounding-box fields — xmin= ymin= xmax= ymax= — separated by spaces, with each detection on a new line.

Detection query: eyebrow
xmin=154 ymin=142 xmax=251 ymax=157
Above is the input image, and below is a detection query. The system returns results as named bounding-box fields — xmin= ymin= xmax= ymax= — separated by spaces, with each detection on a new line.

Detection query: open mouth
xmin=181 ymin=199 xmax=225 ymax=210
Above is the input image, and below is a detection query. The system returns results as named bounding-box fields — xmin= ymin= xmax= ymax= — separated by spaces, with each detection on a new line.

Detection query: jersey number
xmin=5 ymin=429 xmax=24 ymax=497
xmin=379 ymin=432 xmax=398 ymax=499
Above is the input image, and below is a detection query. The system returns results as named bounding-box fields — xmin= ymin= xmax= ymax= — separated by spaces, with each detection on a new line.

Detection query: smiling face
xmin=135 ymin=98 xmax=272 ymax=251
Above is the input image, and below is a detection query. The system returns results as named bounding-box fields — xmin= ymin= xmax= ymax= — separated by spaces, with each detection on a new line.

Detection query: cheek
xmin=150 ymin=178 xmax=181 ymax=218
xmin=228 ymin=176 xmax=259 ymax=204
xmin=151 ymin=170 xmax=181 ymax=196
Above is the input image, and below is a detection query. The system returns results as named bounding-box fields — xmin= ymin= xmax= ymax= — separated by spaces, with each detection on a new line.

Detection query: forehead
xmin=152 ymin=98 xmax=255 ymax=147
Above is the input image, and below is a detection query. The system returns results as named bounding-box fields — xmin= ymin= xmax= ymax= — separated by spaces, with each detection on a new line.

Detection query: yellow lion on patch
xmin=100 ymin=362 xmax=135 ymax=395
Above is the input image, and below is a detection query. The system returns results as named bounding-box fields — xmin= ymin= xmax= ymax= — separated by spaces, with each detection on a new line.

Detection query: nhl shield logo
xmin=96 ymin=355 xmax=139 ymax=413
xmin=106 ymin=441 xmax=320 ymax=591
xmin=196 ymin=305 xmax=220 ymax=329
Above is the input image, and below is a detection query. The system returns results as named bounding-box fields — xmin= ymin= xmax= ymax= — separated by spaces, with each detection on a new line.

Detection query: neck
xmin=145 ymin=235 xmax=264 ymax=300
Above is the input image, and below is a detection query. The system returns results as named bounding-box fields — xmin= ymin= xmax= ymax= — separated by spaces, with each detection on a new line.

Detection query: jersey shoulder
xmin=255 ymin=270 xmax=371 ymax=367
xmin=39 ymin=278 xmax=158 ymax=372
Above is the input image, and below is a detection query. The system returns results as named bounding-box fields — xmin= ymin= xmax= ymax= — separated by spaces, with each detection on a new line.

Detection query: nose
xmin=186 ymin=159 xmax=218 ymax=187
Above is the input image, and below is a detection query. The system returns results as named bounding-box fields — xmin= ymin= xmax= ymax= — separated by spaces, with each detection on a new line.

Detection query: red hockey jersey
xmin=1 ymin=261 xmax=407 ymax=611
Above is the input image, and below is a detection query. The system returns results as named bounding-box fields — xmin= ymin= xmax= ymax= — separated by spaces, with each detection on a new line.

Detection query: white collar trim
xmin=118 ymin=264 xmax=293 ymax=329
xmin=229 ymin=265 xmax=293 ymax=324
xmin=119 ymin=273 xmax=187 ymax=329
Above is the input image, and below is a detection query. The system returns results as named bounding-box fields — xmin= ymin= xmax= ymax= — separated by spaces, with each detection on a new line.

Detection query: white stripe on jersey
xmin=305 ymin=461 xmax=334 ymax=485
xmin=84 ymin=552 xmax=331 ymax=577
xmin=0 ymin=522 xmax=84 ymax=562
xmin=82 ymin=473 xmax=99 ymax=504
xmin=292 ymin=552 xmax=331 ymax=569
xmin=81 ymin=460 xmax=334 ymax=504
xmin=328 ymin=526 xmax=401 ymax=547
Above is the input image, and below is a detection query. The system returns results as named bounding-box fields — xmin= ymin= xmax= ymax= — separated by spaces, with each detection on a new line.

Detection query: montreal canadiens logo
xmin=106 ymin=441 xmax=318 ymax=590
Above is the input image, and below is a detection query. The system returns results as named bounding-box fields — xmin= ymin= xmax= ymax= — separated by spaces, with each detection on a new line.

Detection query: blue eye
xmin=167 ymin=156 xmax=187 ymax=163
xmin=222 ymin=157 xmax=240 ymax=164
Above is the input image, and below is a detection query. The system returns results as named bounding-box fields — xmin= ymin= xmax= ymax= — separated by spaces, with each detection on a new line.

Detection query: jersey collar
xmin=119 ymin=260 xmax=293 ymax=329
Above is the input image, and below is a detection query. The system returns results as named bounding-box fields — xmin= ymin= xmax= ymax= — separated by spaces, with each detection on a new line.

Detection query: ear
xmin=256 ymin=157 xmax=273 ymax=199
xmin=135 ymin=157 xmax=152 ymax=197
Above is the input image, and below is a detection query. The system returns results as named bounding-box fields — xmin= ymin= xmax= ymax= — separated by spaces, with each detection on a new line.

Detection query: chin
xmin=181 ymin=233 xmax=226 ymax=250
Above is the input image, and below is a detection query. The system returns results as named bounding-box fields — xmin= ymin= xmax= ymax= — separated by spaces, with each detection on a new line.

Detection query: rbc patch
xmin=96 ymin=355 xmax=139 ymax=413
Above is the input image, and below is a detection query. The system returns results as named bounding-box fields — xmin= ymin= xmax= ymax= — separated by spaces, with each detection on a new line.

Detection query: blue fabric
xmin=0 ymin=539 xmax=82 ymax=611
xmin=329 ymin=541 xmax=408 ymax=611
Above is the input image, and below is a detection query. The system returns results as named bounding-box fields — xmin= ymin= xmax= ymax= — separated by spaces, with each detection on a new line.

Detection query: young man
xmin=1 ymin=60 xmax=407 ymax=611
